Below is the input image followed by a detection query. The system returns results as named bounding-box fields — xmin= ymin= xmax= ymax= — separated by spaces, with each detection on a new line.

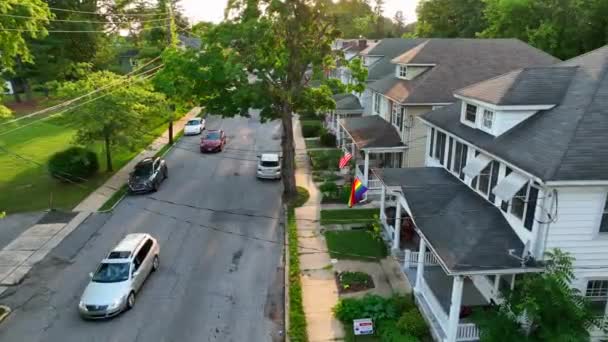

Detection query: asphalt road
xmin=0 ymin=114 xmax=285 ymax=342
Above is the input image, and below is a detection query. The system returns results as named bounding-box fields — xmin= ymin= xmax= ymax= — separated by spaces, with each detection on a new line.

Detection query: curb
xmin=0 ymin=305 xmax=11 ymax=323
xmin=283 ymin=204 xmax=290 ymax=342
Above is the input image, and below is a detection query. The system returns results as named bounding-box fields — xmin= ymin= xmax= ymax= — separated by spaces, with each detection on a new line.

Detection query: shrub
xmin=320 ymin=131 xmax=337 ymax=147
xmin=319 ymin=181 xmax=338 ymax=195
xmin=377 ymin=320 xmax=418 ymax=342
xmin=288 ymin=209 xmax=308 ymax=341
xmin=292 ymin=186 xmax=310 ymax=208
xmin=397 ymin=308 xmax=428 ymax=338
xmin=48 ymin=147 xmax=99 ymax=182
xmin=301 ymin=120 xmax=323 ymax=138
xmin=333 ymin=295 xmax=406 ymax=323
xmin=309 ymin=149 xmax=342 ymax=171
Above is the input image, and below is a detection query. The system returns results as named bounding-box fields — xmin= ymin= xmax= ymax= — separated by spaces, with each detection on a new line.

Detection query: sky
xmin=178 ymin=0 xmax=419 ymax=25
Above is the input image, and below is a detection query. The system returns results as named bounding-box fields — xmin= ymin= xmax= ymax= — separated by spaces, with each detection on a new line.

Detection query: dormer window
xmin=399 ymin=65 xmax=407 ymax=78
xmin=465 ymin=104 xmax=477 ymax=123
xmin=482 ymin=109 xmax=494 ymax=129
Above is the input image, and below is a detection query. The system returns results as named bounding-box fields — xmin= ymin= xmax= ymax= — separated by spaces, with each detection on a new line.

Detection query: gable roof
xmin=364 ymin=38 xmax=426 ymax=81
xmin=369 ymin=38 xmax=560 ymax=104
xmin=333 ymin=93 xmax=363 ymax=113
xmin=456 ymin=67 xmax=578 ymax=105
xmin=422 ymin=45 xmax=608 ymax=182
xmin=339 ymin=115 xmax=404 ymax=149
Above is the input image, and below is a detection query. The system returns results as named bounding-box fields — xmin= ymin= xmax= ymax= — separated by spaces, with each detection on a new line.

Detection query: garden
xmin=333 ymin=294 xmax=430 ymax=342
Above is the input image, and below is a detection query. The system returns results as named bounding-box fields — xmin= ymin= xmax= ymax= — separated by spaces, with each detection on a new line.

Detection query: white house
xmin=337 ymin=38 xmax=558 ymax=195
xmin=373 ymin=45 xmax=608 ymax=342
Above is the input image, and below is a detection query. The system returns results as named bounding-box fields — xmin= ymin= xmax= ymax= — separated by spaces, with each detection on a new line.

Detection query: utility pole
xmin=167 ymin=2 xmax=175 ymax=144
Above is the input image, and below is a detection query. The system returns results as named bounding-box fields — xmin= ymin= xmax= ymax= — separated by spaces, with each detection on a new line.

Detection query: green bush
xmin=292 ymin=186 xmax=310 ymax=208
xmin=309 ymin=149 xmax=342 ymax=171
xmin=319 ymin=181 xmax=338 ymax=194
xmin=397 ymin=308 xmax=428 ymax=338
xmin=301 ymin=120 xmax=323 ymax=138
xmin=320 ymin=131 xmax=337 ymax=147
xmin=48 ymin=147 xmax=99 ymax=182
xmin=333 ymin=295 xmax=407 ymax=323
xmin=377 ymin=320 xmax=418 ymax=342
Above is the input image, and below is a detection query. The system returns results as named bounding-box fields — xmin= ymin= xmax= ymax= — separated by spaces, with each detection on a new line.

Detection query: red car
xmin=200 ymin=130 xmax=226 ymax=153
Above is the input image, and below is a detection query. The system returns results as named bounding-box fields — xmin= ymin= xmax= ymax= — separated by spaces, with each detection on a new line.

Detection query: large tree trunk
xmin=281 ymin=103 xmax=297 ymax=201
xmin=104 ymin=133 xmax=113 ymax=172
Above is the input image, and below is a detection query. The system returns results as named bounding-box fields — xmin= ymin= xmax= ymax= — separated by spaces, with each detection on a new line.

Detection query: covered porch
xmin=325 ymin=93 xmax=364 ymax=134
xmin=373 ymin=167 xmax=543 ymax=342
xmin=338 ymin=115 xmax=406 ymax=194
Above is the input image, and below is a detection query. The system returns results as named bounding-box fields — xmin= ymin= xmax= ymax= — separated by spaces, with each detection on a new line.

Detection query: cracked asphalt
xmin=0 ymin=114 xmax=285 ymax=342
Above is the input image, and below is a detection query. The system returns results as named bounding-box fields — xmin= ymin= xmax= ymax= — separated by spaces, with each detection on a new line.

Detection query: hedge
xmin=301 ymin=120 xmax=323 ymax=138
xmin=288 ymin=208 xmax=308 ymax=341
xmin=48 ymin=146 xmax=99 ymax=182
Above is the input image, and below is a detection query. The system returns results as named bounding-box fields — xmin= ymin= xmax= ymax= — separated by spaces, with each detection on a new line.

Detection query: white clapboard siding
xmin=545 ymin=187 xmax=608 ymax=273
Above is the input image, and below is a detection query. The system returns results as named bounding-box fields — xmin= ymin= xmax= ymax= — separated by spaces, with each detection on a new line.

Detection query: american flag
xmin=338 ymin=152 xmax=352 ymax=169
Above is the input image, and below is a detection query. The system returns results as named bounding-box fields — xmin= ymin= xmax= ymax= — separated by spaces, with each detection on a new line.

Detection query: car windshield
xmin=186 ymin=120 xmax=200 ymax=126
xmin=92 ymin=262 xmax=130 ymax=283
xmin=261 ymin=161 xmax=279 ymax=167
xmin=133 ymin=163 xmax=153 ymax=176
xmin=204 ymin=132 xmax=220 ymax=140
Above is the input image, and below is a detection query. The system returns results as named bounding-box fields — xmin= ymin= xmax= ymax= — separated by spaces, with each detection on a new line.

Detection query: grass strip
xmin=99 ymin=185 xmax=128 ymax=211
xmin=288 ymin=207 xmax=308 ymax=342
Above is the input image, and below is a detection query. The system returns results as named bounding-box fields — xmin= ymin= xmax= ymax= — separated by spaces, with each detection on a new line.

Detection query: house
xmin=373 ymin=45 xmax=608 ymax=342
xmin=337 ymin=38 xmax=559 ymax=195
xmin=2 ymin=80 xmax=13 ymax=95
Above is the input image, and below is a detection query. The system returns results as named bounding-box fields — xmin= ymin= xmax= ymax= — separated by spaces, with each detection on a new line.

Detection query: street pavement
xmin=0 ymin=113 xmax=285 ymax=342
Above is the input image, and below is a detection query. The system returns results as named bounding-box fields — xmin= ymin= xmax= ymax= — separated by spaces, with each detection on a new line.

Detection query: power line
xmin=1 ymin=57 xmax=163 ymax=126
xmin=0 ymin=25 xmax=166 ymax=33
xmin=0 ymin=13 xmax=168 ymax=23
xmin=12 ymin=4 xmax=169 ymax=17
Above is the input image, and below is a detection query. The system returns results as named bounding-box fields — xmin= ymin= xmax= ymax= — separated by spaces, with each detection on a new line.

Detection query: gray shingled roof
xmin=339 ymin=115 xmax=405 ymax=149
xmin=422 ymin=46 xmax=608 ymax=181
xmin=365 ymin=38 xmax=426 ymax=81
xmin=178 ymin=34 xmax=201 ymax=49
xmin=369 ymin=38 xmax=560 ymax=104
xmin=374 ymin=167 xmax=531 ymax=274
xmin=333 ymin=94 xmax=363 ymax=114
xmin=456 ymin=67 xmax=578 ymax=105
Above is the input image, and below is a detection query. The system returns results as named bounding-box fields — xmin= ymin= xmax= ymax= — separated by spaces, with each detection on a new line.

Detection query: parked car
xmin=78 ymin=233 xmax=160 ymax=319
xmin=184 ymin=118 xmax=205 ymax=135
xmin=127 ymin=157 xmax=168 ymax=193
xmin=200 ymin=130 xmax=226 ymax=153
xmin=256 ymin=153 xmax=282 ymax=180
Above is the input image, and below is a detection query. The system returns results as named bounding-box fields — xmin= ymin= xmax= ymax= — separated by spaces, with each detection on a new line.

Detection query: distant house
xmin=336 ymin=38 xmax=559 ymax=195
xmin=374 ymin=45 xmax=608 ymax=342
xmin=118 ymin=49 xmax=140 ymax=74
xmin=2 ymin=80 xmax=13 ymax=95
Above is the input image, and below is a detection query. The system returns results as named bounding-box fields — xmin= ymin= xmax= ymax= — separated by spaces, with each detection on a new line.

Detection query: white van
xmin=256 ymin=153 xmax=282 ymax=179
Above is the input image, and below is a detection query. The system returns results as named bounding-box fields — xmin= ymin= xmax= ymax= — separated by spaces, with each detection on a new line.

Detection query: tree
xmin=57 ymin=71 xmax=166 ymax=171
xmin=373 ymin=0 xmax=385 ymax=37
xmin=393 ymin=10 xmax=405 ymax=36
xmin=474 ymin=249 xmax=606 ymax=341
xmin=0 ymin=0 xmax=51 ymax=116
xmin=416 ymin=0 xmax=487 ymax=38
xmin=155 ymin=0 xmax=365 ymax=200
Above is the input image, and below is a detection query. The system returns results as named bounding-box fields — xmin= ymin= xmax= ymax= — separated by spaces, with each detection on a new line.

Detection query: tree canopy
xmin=57 ymin=71 xmax=166 ymax=171
xmin=415 ymin=0 xmax=608 ymax=60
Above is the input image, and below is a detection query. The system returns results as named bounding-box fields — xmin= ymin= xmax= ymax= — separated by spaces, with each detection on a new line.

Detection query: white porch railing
xmin=456 ymin=323 xmax=480 ymax=341
xmin=356 ymin=165 xmax=382 ymax=190
xmin=419 ymin=276 xmax=449 ymax=333
xmin=403 ymin=250 xmax=440 ymax=269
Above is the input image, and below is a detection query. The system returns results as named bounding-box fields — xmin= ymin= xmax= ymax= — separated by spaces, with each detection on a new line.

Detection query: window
xmin=601 ymin=196 xmax=608 ymax=233
xmin=465 ymin=104 xmax=477 ymax=123
xmin=399 ymin=65 xmax=408 ymax=78
xmin=134 ymin=239 xmax=153 ymax=271
xmin=501 ymin=167 xmax=512 ymax=212
xmin=524 ymin=185 xmax=539 ymax=231
xmin=586 ymin=280 xmax=608 ymax=317
xmin=511 ymin=184 xmax=528 ymax=220
xmin=483 ymin=109 xmax=494 ymax=129
xmin=373 ymin=93 xmax=381 ymax=114
xmin=488 ymin=161 xmax=500 ymax=203
xmin=452 ymin=141 xmax=468 ymax=180
xmin=392 ymin=103 xmax=403 ymax=129
xmin=475 ymin=161 xmax=498 ymax=197
xmin=434 ymin=131 xmax=446 ymax=164
xmin=429 ymin=128 xmax=435 ymax=158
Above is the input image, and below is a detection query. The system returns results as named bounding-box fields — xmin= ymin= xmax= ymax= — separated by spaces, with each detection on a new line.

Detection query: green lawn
xmin=304 ymin=138 xmax=321 ymax=149
xmin=99 ymin=185 xmax=128 ymax=211
xmin=320 ymin=208 xmax=378 ymax=225
xmin=325 ymin=230 xmax=388 ymax=261
xmin=0 ymin=111 xmax=175 ymax=214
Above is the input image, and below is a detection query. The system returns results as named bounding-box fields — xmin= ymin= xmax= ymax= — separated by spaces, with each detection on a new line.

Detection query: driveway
xmin=0 ymin=114 xmax=285 ymax=342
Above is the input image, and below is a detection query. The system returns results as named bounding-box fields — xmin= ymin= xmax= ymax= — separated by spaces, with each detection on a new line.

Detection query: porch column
xmin=380 ymin=185 xmax=386 ymax=221
xmin=414 ymin=238 xmax=426 ymax=293
xmin=363 ymin=150 xmax=370 ymax=186
xmin=392 ymin=202 xmax=401 ymax=250
xmin=337 ymin=121 xmax=342 ymax=148
xmin=511 ymin=274 xmax=516 ymax=291
xmin=493 ymin=275 xmax=501 ymax=295
xmin=446 ymin=276 xmax=464 ymax=342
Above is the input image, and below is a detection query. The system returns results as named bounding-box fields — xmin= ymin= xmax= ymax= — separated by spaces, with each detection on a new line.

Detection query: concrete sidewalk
xmin=293 ymin=116 xmax=345 ymax=342
xmin=74 ymin=107 xmax=201 ymax=212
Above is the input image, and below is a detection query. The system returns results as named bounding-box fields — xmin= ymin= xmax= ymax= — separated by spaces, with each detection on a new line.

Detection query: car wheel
xmin=127 ymin=292 xmax=136 ymax=310
xmin=164 ymin=168 xmax=168 ymax=180
xmin=153 ymin=181 xmax=159 ymax=192
xmin=152 ymin=255 xmax=159 ymax=272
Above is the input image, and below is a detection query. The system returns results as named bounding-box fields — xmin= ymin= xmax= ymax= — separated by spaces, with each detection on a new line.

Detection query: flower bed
xmin=336 ymin=271 xmax=375 ymax=294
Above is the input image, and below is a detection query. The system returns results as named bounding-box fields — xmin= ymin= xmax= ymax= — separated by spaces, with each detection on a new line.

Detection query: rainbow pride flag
xmin=348 ymin=177 xmax=368 ymax=208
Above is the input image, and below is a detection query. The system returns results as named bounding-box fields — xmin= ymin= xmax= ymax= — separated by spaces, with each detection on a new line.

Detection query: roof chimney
xmin=358 ymin=39 xmax=367 ymax=49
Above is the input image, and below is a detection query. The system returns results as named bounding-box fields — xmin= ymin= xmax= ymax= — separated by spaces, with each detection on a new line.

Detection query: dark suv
xmin=128 ymin=157 xmax=168 ymax=193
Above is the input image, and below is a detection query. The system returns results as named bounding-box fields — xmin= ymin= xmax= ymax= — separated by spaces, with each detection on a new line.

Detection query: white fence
xmin=457 ymin=323 xmax=480 ymax=341
xmin=403 ymin=250 xmax=440 ymax=269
